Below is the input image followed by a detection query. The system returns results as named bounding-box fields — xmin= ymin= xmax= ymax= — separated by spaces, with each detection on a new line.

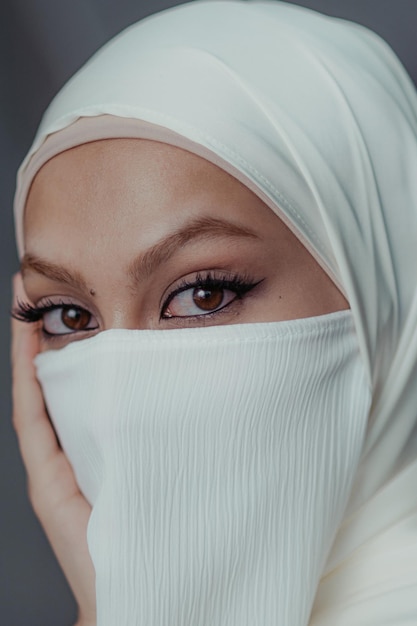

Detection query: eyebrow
xmin=129 ymin=216 xmax=258 ymax=281
xmin=20 ymin=254 xmax=89 ymax=293
xmin=20 ymin=216 xmax=259 ymax=289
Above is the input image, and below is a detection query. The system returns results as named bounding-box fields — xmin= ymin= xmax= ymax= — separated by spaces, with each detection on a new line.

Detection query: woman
xmin=11 ymin=1 xmax=417 ymax=624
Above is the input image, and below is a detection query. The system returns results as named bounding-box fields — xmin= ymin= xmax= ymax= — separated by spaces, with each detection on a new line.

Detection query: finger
xmin=11 ymin=273 xmax=61 ymax=476
xmin=11 ymin=277 xmax=96 ymax=617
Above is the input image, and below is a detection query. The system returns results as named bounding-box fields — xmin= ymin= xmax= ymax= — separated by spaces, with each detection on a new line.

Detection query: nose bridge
xmin=102 ymin=307 xmax=138 ymax=331
xmin=99 ymin=296 xmax=149 ymax=331
xmin=86 ymin=263 xmax=152 ymax=331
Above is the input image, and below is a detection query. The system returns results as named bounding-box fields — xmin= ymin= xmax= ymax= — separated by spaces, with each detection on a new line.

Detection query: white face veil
xmin=14 ymin=1 xmax=417 ymax=624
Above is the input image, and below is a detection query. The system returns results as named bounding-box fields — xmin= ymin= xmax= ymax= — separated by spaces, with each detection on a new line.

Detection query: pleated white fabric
xmin=14 ymin=1 xmax=417 ymax=623
xmin=35 ymin=313 xmax=370 ymax=626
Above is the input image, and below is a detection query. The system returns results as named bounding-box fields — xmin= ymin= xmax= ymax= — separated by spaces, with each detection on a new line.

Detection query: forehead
xmin=26 ymin=138 xmax=234 ymax=209
xmin=23 ymin=138 xmax=284 ymax=255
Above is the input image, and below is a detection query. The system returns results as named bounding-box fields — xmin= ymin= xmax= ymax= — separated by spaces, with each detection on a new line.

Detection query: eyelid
xmin=36 ymin=295 xmax=102 ymax=326
xmin=160 ymin=271 xmax=262 ymax=320
xmin=160 ymin=270 xmax=253 ymax=307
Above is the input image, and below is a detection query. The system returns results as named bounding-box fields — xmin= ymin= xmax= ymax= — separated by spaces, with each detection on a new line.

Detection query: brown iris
xmin=61 ymin=307 xmax=92 ymax=331
xmin=192 ymin=287 xmax=224 ymax=311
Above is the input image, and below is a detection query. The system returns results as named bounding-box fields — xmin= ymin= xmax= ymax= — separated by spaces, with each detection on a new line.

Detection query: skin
xmin=12 ymin=138 xmax=348 ymax=624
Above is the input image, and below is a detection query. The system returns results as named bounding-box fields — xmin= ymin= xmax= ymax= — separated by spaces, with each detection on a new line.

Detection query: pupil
xmin=193 ymin=287 xmax=223 ymax=311
xmin=62 ymin=307 xmax=90 ymax=330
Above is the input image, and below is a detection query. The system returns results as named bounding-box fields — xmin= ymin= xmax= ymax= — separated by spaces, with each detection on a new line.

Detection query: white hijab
xmin=14 ymin=1 xmax=417 ymax=623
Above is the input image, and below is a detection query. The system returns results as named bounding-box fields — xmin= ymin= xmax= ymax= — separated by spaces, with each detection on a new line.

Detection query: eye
xmin=12 ymin=299 xmax=99 ymax=337
xmin=163 ymin=285 xmax=236 ymax=318
xmin=43 ymin=305 xmax=98 ymax=335
xmin=161 ymin=273 xmax=262 ymax=319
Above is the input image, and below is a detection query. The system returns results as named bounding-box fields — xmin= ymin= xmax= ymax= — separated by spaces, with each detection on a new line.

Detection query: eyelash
xmin=12 ymin=298 xmax=67 ymax=325
xmin=11 ymin=298 xmax=89 ymax=339
xmin=11 ymin=272 xmax=261 ymax=335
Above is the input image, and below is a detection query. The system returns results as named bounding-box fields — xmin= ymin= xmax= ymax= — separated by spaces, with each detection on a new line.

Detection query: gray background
xmin=1 ymin=1 xmax=416 ymax=624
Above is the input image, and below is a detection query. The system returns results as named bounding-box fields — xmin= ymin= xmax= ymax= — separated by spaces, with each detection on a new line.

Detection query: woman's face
xmin=22 ymin=138 xmax=347 ymax=349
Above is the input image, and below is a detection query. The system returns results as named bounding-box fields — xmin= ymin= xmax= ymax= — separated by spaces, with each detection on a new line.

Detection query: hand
xmin=11 ymin=274 xmax=96 ymax=626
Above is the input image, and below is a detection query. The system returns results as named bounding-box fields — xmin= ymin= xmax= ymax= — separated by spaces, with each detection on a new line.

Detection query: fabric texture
xmin=14 ymin=1 xmax=417 ymax=623
xmin=35 ymin=312 xmax=370 ymax=626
